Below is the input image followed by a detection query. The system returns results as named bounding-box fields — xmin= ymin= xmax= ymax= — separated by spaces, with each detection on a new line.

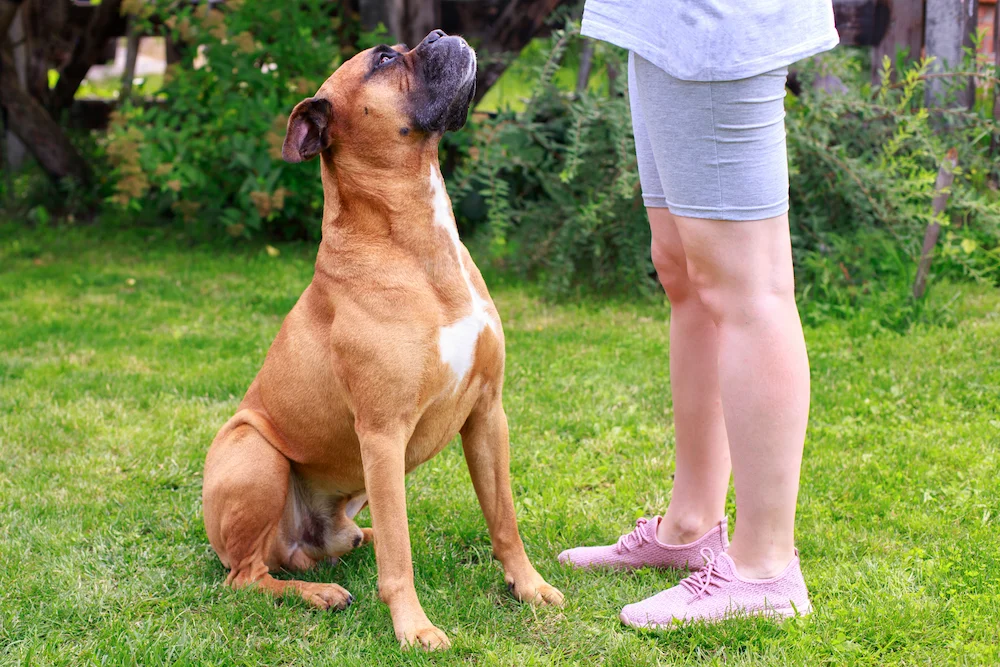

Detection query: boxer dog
xmin=201 ymin=30 xmax=563 ymax=651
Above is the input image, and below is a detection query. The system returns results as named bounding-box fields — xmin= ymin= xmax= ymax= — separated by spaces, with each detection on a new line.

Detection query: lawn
xmin=1 ymin=224 xmax=998 ymax=666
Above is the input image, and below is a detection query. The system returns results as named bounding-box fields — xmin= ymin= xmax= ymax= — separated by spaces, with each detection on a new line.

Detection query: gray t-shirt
xmin=581 ymin=0 xmax=839 ymax=81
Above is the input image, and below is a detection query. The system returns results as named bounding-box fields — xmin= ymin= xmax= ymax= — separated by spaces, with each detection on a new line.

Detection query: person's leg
xmin=618 ymin=213 xmax=813 ymax=629
xmin=556 ymin=213 xmax=732 ymax=571
xmin=648 ymin=208 xmax=731 ymax=545
xmin=633 ymin=46 xmax=730 ymax=544
xmin=631 ymin=53 xmax=806 ymax=578
xmin=672 ymin=212 xmax=809 ymax=578
xmin=557 ymin=55 xmax=732 ymax=572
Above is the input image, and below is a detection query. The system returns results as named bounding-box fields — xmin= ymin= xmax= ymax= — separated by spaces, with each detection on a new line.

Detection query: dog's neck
xmin=314 ymin=148 xmax=471 ymax=303
xmin=318 ymin=147 xmax=452 ymax=238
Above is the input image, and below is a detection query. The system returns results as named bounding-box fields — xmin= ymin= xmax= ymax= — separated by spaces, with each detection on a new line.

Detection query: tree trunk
xmin=925 ymin=0 xmax=979 ymax=108
xmin=0 ymin=45 xmax=89 ymax=181
xmin=4 ymin=2 xmax=26 ymax=170
xmin=0 ymin=0 xmax=22 ymax=36
xmin=120 ymin=18 xmax=140 ymax=103
xmin=49 ymin=0 xmax=124 ymax=113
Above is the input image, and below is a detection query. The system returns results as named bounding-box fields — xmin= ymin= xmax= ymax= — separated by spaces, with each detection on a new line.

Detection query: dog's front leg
xmin=359 ymin=430 xmax=450 ymax=651
xmin=460 ymin=401 xmax=564 ymax=606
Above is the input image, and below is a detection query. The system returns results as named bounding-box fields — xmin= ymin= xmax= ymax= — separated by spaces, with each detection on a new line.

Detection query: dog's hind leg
xmin=344 ymin=493 xmax=374 ymax=546
xmin=202 ymin=419 xmax=353 ymax=611
xmin=460 ymin=400 xmax=564 ymax=606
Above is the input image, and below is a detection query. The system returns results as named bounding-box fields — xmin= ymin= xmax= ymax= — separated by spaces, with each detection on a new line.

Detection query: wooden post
xmin=834 ymin=0 xmax=891 ymax=46
xmin=913 ymin=148 xmax=959 ymax=299
xmin=872 ymin=0 xmax=925 ymax=82
xmin=925 ymin=0 xmax=979 ymax=108
xmin=991 ymin=1 xmax=999 ymax=155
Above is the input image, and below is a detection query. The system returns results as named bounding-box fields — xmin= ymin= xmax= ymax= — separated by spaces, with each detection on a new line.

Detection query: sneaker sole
xmin=620 ymin=603 xmax=812 ymax=630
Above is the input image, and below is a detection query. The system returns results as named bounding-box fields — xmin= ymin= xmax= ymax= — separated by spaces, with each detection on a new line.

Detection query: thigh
xmin=632 ymin=54 xmax=790 ymax=222
xmin=628 ymin=51 xmax=669 ymax=210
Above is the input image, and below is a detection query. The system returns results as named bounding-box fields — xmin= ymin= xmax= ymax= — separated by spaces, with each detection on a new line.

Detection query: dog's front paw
xmin=507 ymin=575 xmax=565 ymax=606
xmin=399 ymin=624 xmax=451 ymax=651
xmin=298 ymin=582 xmax=354 ymax=611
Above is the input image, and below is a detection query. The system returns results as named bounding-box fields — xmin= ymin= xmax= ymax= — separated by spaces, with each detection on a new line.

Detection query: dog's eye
xmin=378 ymin=53 xmax=393 ymax=66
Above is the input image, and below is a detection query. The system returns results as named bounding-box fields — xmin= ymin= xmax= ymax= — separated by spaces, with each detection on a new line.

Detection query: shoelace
xmin=679 ymin=548 xmax=732 ymax=600
xmin=614 ymin=518 xmax=650 ymax=554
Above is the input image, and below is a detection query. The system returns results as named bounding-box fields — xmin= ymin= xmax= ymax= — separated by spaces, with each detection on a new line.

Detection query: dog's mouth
xmin=411 ymin=32 xmax=478 ymax=133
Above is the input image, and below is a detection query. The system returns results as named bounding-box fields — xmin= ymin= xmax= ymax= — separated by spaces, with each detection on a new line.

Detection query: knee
xmin=650 ymin=238 xmax=693 ymax=303
xmin=686 ymin=262 xmax=796 ymax=327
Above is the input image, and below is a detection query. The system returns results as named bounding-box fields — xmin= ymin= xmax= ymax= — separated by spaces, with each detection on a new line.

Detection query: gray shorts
xmin=628 ymin=52 xmax=790 ymax=221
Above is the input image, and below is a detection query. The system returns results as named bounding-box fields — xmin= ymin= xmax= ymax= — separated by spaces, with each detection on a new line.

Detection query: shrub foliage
xmin=106 ymin=0 xmax=385 ymax=240
xmin=99 ymin=6 xmax=1000 ymax=317
xmin=453 ymin=21 xmax=1000 ymax=315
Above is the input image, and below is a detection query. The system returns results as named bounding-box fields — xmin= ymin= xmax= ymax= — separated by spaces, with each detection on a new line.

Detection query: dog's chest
xmin=429 ymin=165 xmax=499 ymax=390
xmin=438 ymin=309 xmax=490 ymax=383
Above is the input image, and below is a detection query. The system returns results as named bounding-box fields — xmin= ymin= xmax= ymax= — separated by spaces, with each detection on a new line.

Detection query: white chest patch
xmin=429 ymin=165 xmax=498 ymax=388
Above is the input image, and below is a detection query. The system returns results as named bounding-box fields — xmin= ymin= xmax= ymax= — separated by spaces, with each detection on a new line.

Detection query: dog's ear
xmin=282 ymin=97 xmax=333 ymax=163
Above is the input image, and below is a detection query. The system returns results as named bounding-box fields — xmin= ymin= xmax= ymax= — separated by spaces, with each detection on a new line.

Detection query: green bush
xmin=106 ymin=0 xmax=386 ymax=240
xmin=97 ymin=3 xmax=1000 ymax=322
xmin=453 ymin=20 xmax=1000 ymax=321
xmin=787 ymin=45 xmax=1000 ymax=325
xmin=449 ymin=25 xmax=655 ymax=297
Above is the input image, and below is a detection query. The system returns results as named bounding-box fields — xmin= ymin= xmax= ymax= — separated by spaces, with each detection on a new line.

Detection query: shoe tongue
xmin=648 ymin=516 xmax=664 ymax=540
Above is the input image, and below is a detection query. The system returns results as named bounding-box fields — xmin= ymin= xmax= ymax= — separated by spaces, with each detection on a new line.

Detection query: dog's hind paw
xmin=399 ymin=625 xmax=451 ymax=651
xmin=526 ymin=583 xmax=565 ymax=607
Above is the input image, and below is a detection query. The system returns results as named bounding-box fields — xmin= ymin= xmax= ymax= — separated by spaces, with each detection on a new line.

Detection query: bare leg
xmin=672 ymin=212 xmax=809 ymax=578
xmin=648 ymin=207 xmax=731 ymax=544
xmin=460 ymin=399 xmax=563 ymax=605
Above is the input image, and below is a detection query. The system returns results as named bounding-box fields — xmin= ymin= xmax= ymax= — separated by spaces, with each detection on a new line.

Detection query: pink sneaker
xmin=557 ymin=517 xmax=729 ymax=571
xmin=619 ymin=548 xmax=812 ymax=629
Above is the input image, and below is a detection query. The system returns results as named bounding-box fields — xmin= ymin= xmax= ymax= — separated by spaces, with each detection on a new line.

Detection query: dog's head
xmin=281 ymin=30 xmax=477 ymax=165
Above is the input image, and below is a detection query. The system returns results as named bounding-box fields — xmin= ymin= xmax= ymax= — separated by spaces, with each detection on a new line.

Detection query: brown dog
xmin=201 ymin=30 xmax=563 ymax=650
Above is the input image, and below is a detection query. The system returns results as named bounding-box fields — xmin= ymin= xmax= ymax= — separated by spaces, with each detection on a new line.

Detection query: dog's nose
xmin=424 ymin=29 xmax=446 ymax=44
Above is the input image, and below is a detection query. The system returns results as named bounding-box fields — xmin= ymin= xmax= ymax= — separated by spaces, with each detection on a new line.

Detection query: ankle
xmin=656 ymin=513 xmax=720 ymax=546
xmin=725 ymin=544 xmax=795 ymax=579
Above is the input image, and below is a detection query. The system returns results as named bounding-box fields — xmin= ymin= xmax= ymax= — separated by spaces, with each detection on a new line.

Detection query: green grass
xmin=1 ymin=223 xmax=999 ymax=666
